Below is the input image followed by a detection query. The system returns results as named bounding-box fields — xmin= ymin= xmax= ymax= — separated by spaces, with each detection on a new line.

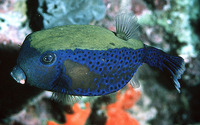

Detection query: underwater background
xmin=0 ymin=0 xmax=200 ymax=125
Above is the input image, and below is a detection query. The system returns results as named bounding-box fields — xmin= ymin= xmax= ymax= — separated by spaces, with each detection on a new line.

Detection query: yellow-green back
xmin=29 ymin=25 xmax=144 ymax=53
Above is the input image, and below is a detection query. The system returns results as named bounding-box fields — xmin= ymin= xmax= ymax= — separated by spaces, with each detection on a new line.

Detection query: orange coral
xmin=106 ymin=84 xmax=141 ymax=125
xmin=65 ymin=103 xmax=91 ymax=125
xmin=47 ymin=84 xmax=141 ymax=125
xmin=106 ymin=107 xmax=139 ymax=125
xmin=47 ymin=121 xmax=58 ymax=125
xmin=47 ymin=102 xmax=91 ymax=125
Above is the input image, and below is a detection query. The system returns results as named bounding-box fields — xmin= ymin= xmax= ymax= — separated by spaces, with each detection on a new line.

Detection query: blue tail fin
xmin=144 ymin=46 xmax=185 ymax=92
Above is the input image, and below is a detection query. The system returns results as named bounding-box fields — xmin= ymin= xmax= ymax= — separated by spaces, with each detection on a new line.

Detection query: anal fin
xmin=51 ymin=92 xmax=82 ymax=104
xmin=129 ymin=70 xmax=140 ymax=88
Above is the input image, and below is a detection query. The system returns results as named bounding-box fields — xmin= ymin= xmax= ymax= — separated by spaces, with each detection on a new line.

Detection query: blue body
xmin=17 ymin=39 xmax=145 ymax=96
xmin=11 ymin=14 xmax=185 ymax=99
xmin=17 ymin=38 xmax=184 ymax=96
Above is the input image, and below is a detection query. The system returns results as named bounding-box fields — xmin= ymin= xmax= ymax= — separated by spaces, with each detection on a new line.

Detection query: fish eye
xmin=40 ymin=53 xmax=56 ymax=65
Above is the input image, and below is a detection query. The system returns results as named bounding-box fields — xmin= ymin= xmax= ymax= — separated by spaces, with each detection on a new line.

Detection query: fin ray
xmin=144 ymin=46 xmax=185 ymax=93
xmin=129 ymin=70 xmax=140 ymax=88
xmin=115 ymin=12 xmax=139 ymax=40
xmin=51 ymin=92 xmax=82 ymax=104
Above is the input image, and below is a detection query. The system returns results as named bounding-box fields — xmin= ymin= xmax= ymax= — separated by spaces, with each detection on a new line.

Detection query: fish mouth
xmin=10 ymin=66 xmax=26 ymax=84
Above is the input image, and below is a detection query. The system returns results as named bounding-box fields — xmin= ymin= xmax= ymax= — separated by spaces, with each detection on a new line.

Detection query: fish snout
xmin=10 ymin=66 xmax=26 ymax=84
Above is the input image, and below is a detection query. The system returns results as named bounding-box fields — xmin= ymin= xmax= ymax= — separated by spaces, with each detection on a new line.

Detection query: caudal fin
xmin=144 ymin=46 xmax=185 ymax=92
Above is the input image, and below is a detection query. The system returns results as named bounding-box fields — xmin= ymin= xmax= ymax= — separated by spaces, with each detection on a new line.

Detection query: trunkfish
xmin=11 ymin=13 xmax=185 ymax=101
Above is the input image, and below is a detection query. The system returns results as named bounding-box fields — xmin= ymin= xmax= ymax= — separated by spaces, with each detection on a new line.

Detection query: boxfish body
xmin=11 ymin=13 xmax=185 ymax=101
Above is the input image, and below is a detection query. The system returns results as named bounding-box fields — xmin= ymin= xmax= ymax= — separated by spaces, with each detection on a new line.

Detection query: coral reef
xmin=184 ymin=54 xmax=200 ymax=86
xmin=0 ymin=0 xmax=31 ymax=50
xmin=37 ymin=0 xmax=106 ymax=29
xmin=135 ymin=0 xmax=200 ymax=58
xmin=0 ymin=0 xmax=200 ymax=125
xmin=105 ymin=85 xmax=140 ymax=125
xmin=47 ymin=103 xmax=91 ymax=125
xmin=46 ymin=85 xmax=141 ymax=125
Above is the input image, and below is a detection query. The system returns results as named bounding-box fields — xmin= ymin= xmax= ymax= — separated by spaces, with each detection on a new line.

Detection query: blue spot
xmin=56 ymin=48 xmax=144 ymax=96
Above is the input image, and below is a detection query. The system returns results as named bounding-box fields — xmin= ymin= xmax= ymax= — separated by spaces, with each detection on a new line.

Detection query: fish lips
xmin=10 ymin=66 xmax=26 ymax=84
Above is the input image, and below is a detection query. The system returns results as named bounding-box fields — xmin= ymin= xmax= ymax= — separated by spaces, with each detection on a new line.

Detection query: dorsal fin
xmin=115 ymin=12 xmax=139 ymax=40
